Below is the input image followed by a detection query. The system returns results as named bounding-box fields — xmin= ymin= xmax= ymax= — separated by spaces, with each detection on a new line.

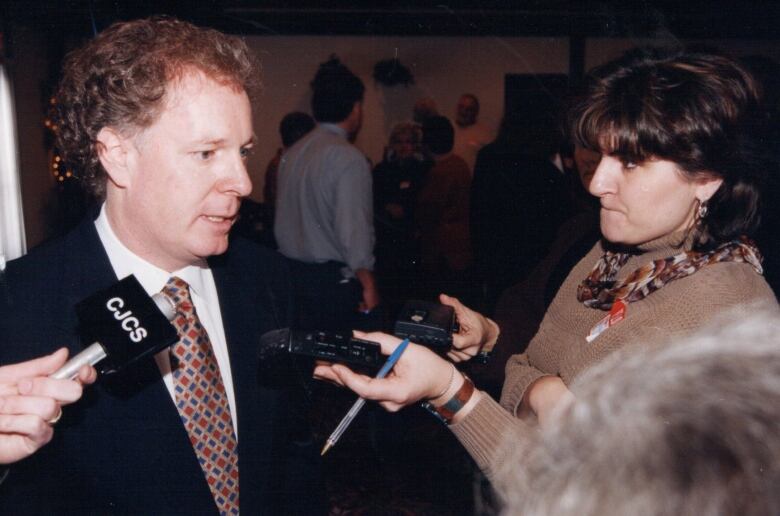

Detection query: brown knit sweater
xmin=450 ymin=232 xmax=778 ymax=478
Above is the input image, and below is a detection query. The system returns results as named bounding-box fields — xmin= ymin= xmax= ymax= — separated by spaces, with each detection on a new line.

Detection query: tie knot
xmin=162 ymin=276 xmax=195 ymax=317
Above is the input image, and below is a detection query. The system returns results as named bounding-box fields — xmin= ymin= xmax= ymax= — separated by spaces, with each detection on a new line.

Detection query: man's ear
xmin=96 ymin=127 xmax=131 ymax=188
xmin=695 ymin=176 xmax=724 ymax=204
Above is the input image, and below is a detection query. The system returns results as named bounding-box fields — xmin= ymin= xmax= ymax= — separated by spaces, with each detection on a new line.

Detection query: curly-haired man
xmin=0 ymin=17 xmax=323 ymax=514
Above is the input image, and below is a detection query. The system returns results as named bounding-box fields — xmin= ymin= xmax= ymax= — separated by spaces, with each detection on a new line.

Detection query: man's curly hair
xmin=55 ymin=16 xmax=259 ymax=198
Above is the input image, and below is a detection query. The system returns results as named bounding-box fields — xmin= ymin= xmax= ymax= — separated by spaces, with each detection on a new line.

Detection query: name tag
xmin=586 ymin=299 xmax=627 ymax=343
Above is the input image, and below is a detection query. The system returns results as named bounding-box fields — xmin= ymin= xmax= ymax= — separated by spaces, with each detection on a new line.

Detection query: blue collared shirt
xmin=274 ymin=123 xmax=375 ymax=273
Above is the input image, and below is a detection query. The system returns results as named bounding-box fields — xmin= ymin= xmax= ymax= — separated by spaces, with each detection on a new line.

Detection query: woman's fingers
xmin=0 ymin=414 xmax=53 ymax=442
xmin=439 ymin=293 xmax=464 ymax=311
xmin=0 ymin=395 xmax=60 ymax=422
xmin=76 ymin=364 xmax=98 ymax=386
xmin=447 ymin=349 xmax=474 ymax=362
xmin=17 ymin=377 xmax=84 ymax=404
xmin=0 ymin=348 xmax=69 ymax=382
xmin=0 ymin=414 xmax=54 ymax=464
xmin=312 ymin=364 xmax=346 ymax=386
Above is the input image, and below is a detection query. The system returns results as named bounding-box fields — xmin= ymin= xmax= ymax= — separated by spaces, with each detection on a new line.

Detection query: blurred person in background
xmin=372 ymin=122 xmax=431 ymax=309
xmin=263 ymin=111 xmax=315 ymax=220
xmin=275 ymin=56 xmax=378 ymax=331
xmin=452 ymin=93 xmax=494 ymax=176
xmin=416 ymin=115 xmax=473 ymax=300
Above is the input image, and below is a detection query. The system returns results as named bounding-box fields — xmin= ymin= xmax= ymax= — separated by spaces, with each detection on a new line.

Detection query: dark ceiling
xmin=2 ymin=1 xmax=779 ymax=40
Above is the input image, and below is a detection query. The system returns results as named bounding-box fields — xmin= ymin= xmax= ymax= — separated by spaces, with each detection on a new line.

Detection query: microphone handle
xmin=50 ymin=342 xmax=107 ymax=380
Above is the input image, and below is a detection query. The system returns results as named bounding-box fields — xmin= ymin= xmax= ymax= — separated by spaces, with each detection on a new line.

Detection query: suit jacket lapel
xmin=209 ymin=245 xmax=290 ymax=513
xmin=208 ymin=251 xmax=256 ymax=437
xmin=66 ymin=218 xmax=207 ymax=492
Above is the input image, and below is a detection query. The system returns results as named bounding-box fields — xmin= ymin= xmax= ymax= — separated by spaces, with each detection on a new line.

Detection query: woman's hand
xmin=313 ymin=331 xmax=455 ymax=412
xmin=440 ymin=294 xmax=499 ymax=362
xmin=522 ymin=375 xmax=575 ymax=427
xmin=0 ymin=348 xmax=97 ymax=464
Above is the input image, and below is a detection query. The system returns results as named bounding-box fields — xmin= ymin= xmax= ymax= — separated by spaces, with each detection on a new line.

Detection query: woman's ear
xmin=695 ymin=176 xmax=724 ymax=204
xmin=96 ymin=127 xmax=131 ymax=188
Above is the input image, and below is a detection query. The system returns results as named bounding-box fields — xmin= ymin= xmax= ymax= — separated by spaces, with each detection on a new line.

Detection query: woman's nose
xmin=589 ymin=155 xmax=618 ymax=197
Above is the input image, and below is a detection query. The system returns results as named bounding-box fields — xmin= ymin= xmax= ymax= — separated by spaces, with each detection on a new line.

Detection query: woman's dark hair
xmin=310 ymin=56 xmax=364 ymax=123
xmin=422 ymin=115 xmax=455 ymax=156
xmin=572 ymin=47 xmax=770 ymax=248
xmin=56 ymin=16 xmax=259 ymax=199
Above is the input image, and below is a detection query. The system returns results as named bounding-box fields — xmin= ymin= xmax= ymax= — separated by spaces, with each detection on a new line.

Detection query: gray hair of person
xmin=493 ymin=308 xmax=780 ymax=516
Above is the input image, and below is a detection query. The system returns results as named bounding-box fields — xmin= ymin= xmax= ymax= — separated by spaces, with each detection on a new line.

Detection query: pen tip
xmin=321 ymin=442 xmax=332 ymax=456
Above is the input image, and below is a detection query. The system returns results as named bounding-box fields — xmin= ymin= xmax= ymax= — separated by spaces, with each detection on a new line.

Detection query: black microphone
xmin=50 ymin=275 xmax=179 ymax=380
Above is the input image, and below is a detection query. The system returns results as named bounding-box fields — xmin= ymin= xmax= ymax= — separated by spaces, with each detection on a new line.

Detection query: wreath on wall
xmin=373 ymin=58 xmax=414 ymax=87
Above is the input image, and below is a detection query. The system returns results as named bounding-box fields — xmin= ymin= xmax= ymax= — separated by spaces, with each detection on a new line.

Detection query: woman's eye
xmin=623 ymin=161 xmax=638 ymax=170
xmin=240 ymin=147 xmax=253 ymax=159
xmin=198 ymin=150 xmax=215 ymax=161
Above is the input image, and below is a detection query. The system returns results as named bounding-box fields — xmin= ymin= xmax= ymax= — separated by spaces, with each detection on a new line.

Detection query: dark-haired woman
xmin=315 ymin=49 xmax=778 ymax=477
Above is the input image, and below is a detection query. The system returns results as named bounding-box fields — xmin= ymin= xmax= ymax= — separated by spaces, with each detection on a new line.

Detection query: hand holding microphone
xmin=0 ymin=275 xmax=179 ymax=465
xmin=0 ymin=349 xmax=97 ymax=465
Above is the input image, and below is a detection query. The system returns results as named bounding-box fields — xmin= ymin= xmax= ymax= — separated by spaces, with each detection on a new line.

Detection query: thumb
xmin=440 ymin=293 xmax=466 ymax=316
xmin=439 ymin=293 xmax=459 ymax=307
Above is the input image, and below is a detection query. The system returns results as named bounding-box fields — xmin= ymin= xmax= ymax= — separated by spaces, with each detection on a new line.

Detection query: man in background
xmin=452 ymin=93 xmax=494 ymax=175
xmin=263 ymin=111 xmax=316 ymax=217
xmin=416 ymin=115 xmax=472 ymax=299
xmin=275 ymin=56 xmax=378 ymax=331
xmin=262 ymin=111 xmax=316 ymax=236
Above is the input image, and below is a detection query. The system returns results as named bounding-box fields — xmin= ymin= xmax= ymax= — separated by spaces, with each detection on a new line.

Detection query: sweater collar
xmin=600 ymin=231 xmax=694 ymax=265
xmin=635 ymin=230 xmax=693 ymax=254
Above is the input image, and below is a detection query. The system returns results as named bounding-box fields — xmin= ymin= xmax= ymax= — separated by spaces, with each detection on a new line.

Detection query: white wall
xmin=245 ymin=36 xmax=569 ymax=202
xmin=11 ymin=33 xmax=780 ymax=246
xmin=10 ymin=27 xmax=53 ymax=249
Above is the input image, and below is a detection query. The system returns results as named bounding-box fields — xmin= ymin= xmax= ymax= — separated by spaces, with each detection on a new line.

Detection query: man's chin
xmin=192 ymin=235 xmax=231 ymax=260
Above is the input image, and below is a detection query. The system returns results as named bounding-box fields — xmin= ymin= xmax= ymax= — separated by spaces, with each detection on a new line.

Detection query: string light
xmin=45 ymin=95 xmax=77 ymax=183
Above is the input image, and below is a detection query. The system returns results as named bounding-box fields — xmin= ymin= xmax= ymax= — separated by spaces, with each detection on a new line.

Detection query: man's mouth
xmin=203 ymin=214 xmax=237 ymax=225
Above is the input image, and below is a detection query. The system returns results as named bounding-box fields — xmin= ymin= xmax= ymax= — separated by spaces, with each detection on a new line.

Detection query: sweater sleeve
xmin=499 ymin=353 xmax=550 ymax=415
xmin=448 ymin=393 xmax=529 ymax=478
xmin=498 ymin=240 xmax=607 ymax=414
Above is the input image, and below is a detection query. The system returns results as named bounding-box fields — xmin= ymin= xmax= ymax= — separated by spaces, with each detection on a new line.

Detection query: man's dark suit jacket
xmin=0 ymin=217 xmax=323 ymax=514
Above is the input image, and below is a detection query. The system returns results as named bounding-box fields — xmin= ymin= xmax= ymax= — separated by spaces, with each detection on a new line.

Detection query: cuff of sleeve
xmin=449 ymin=394 xmax=524 ymax=479
xmin=482 ymin=318 xmax=500 ymax=353
xmin=501 ymin=369 xmax=548 ymax=417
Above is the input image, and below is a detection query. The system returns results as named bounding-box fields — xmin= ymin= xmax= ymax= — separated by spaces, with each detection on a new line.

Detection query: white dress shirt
xmin=94 ymin=204 xmax=238 ymax=435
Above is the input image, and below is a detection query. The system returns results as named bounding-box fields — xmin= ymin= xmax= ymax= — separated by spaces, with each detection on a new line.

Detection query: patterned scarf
xmin=577 ymin=236 xmax=764 ymax=310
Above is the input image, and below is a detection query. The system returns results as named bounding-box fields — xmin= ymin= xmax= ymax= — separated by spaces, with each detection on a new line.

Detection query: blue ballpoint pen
xmin=321 ymin=338 xmax=410 ymax=455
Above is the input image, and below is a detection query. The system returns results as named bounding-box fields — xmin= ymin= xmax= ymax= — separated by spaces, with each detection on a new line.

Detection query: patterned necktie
xmin=162 ymin=277 xmax=239 ymax=516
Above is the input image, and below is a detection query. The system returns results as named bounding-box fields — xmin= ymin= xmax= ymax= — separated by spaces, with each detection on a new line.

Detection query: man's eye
xmin=240 ymin=147 xmax=253 ymax=159
xmin=198 ymin=150 xmax=215 ymax=160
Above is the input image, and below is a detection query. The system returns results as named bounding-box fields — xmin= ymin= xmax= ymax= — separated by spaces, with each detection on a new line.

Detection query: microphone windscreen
xmin=75 ymin=275 xmax=179 ymax=375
